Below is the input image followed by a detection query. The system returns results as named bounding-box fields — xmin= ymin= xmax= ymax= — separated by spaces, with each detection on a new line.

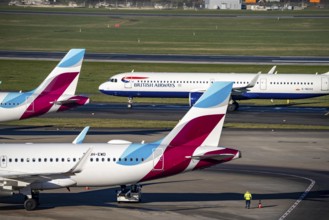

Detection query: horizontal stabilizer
xmin=188 ymin=154 xmax=235 ymax=161
xmin=53 ymin=99 xmax=80 ymax=105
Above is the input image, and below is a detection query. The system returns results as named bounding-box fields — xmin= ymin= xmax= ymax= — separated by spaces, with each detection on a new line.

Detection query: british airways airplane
xmin=99 ymin=67 xmax=329 ymax=111
xmin=0 ymin=49 xmax=89 ymax=122
xmin=0 ymin=82 xmax=240 ymax=210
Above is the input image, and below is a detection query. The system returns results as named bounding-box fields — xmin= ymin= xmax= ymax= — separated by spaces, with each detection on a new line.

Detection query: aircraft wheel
xmin=24 ymin=198 xmax=38 ymax=211
xmin=228 ymin=102 xmax=239 ymax=112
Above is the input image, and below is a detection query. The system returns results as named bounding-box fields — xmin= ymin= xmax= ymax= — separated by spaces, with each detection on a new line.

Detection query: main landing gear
xmin=117 ymin=184 xmax=142 ymax=203
xmin=23 ymin=190 xmax=40 ymax=211
xmin=228 ymin=100 xmax=239 ymax=112
xmin=127 ymin=97 xmax=133 ymax=108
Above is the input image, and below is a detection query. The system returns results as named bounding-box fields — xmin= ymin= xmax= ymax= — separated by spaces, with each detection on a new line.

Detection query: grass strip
xmin=3 ymin=118 xmax=329 ymax=130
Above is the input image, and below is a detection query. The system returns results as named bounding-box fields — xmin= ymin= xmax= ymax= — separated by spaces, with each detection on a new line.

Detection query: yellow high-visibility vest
xmin=244 ymin=191 xmax=252 ymax=200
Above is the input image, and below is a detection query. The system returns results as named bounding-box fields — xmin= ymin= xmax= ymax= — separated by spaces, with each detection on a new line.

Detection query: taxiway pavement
xmin=0 ymin=128 xmax=328 ymax=220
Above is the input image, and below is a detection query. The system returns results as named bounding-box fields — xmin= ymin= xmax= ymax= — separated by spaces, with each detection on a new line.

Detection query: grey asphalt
xmin=41 ymin=103 xmax=329 ymax=127
xmin=0 ymin=50 xmax=329 ymax=65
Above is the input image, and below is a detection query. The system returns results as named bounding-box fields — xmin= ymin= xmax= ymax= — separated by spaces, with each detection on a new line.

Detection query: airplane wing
xmin=0 ymin=148 xmax=93 ymax=182
xmin=232 ymin=72 xmax=261 ymax=95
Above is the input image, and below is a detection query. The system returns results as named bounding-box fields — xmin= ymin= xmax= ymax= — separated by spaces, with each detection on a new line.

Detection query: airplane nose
xmin=99 ymin=82 xmax=107 ymax=92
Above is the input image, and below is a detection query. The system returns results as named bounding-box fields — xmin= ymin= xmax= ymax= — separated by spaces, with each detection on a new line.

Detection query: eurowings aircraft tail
xmin=20 ymin=49 xmax=88 ymax=119
xmin=161 ymin=82 xmax=233 ymax=148
xmin=0 ymin=49 xmax=89 ymax=122
xmin=141 ymin=82 xmax=235 ymax=182
xmin=34 ymin=49 xmax=85 ymax=96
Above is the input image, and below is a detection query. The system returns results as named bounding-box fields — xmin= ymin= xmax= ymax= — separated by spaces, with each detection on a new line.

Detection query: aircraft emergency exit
xmin=99 ymin=67 xmax=329 ymax=111
xmin=0 ymin=82 xmax=240 ymax=210
xmin=0 ymin=49 xmax=89 ymax=122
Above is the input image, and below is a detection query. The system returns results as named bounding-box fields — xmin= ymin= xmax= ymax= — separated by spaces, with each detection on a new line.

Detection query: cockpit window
xmin=109 ymin=78 xmax=118 ymax=83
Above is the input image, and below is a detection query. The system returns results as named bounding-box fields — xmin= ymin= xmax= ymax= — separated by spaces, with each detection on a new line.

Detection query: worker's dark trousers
xmin=245 ymin=200 xmax=251 ymax=208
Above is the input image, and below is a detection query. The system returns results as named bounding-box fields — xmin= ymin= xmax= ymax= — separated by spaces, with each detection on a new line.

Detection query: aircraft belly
xmin=73 ymin=162 xmax=154 ymax=186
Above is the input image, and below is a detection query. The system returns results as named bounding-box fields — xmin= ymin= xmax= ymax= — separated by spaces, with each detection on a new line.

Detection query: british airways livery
xmin=99 ymin=67 xmax=329 ymax=111
xmin=0 ymin=82 xmax=240 ymax=210
xmin=0 ymin=49 xmax=89 ymax=122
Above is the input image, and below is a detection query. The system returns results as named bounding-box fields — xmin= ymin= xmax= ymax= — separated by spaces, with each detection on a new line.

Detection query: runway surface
xmin=1 ymin=50 xmax=329 ymax=65
xmin=1 ymin=10 xmax=329 ymax=18
xmin=0 ymin=129 xmax=328 ymax=220
xmin=39 ymin=103 xmax=329 ymax=127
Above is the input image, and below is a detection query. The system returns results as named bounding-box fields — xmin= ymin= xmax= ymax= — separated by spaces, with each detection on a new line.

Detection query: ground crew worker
xmin=244 ymin=191 xmax=252 ymax=209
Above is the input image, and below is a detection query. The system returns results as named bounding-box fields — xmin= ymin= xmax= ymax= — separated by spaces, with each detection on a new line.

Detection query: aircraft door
xmin=124 ymin=77 xmax=133 ymax=89
xmin=321 ymin=77 xmax=329 ymax=91
xmin=0 ymin=156 xmax=7 ymax=168
xmin=260 ymin=78 xmax=267 ymax=90
xmin=152 ymin=148 xmax=164 ymax=171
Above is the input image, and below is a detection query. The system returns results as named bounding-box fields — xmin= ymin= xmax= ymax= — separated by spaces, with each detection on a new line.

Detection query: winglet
xmin=68 ymin=147 xmax=93 ymax=174
xmin=268 ymin=66 xmax=276 ymax=74
xmin=72 ymin=126 xmax=90 ymax=144
xmin=246 ymin=72 xmax=261 ymax=88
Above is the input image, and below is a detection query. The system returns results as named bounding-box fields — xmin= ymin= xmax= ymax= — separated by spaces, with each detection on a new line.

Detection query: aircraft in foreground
xmin=0 ymin=82 xmax=240 ymax=210
xmin=99 ymin=66 xmax=329 ymax=111
xmin=0 ymin=49 xmax=89 ymax=122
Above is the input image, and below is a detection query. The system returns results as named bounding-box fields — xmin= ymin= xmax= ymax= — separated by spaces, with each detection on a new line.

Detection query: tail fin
xmin=34 ymin=49 xmax=85 ymax=96
xmin=19 ymin=49 xmax=87 ymax=120
xmin=161 ymin=81 xmax=233 ymax=148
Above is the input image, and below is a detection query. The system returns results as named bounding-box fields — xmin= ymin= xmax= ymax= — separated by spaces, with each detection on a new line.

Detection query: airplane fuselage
xmin=0 ymin=143 xmax=239 ymax=189
xmin=99 ymin=72 xmax=329 ymax=100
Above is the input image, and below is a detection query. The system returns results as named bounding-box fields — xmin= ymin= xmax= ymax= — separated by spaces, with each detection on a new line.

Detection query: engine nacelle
xmin=189 ymin=91 xmax=204 ymax=106
xmin=0 ymin=190 xmax=14 ymax=198
xmin=30 ymin=179 xmax=76 ymax=190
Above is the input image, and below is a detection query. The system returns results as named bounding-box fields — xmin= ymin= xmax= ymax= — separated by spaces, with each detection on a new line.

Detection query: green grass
xmin=0 ymin=59 xmax=328 ymax=106
xmin=3 ymin=118 xmax=177 ymax=128
xmin=4 ymin=118 xmax=329 ymax=130
xmin=0 ymin=10 xmax=328 ymax=56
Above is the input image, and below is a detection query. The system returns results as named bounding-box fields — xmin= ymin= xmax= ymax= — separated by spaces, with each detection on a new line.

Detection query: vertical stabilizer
xmin=34 ymin=49 xmax=85 ymax=96
xmin=161 ymin=82 xmax=233 ymax=148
